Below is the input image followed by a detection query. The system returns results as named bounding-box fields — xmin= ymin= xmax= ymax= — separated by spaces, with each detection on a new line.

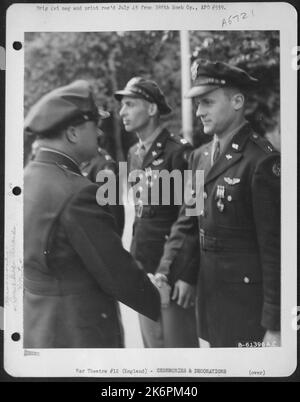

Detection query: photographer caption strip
xmin=4 ymin=2 xmax=298 ymax=378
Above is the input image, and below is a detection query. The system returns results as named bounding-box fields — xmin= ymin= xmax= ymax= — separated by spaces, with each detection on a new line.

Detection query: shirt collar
xmin=139 ymin=126 xmax=164 ymax=153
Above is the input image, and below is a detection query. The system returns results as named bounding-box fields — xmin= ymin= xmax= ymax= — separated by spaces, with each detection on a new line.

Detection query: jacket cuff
xmin=156 ymin=260 xmax=172 ymax=279
xmin=261 ymin=301 xmax=281 ymax=331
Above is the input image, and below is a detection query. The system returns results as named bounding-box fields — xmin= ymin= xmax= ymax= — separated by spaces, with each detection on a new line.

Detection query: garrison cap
xmin=114 ymin=77 xmax=172 ymax=115
xmin=24 ymin=80 xmax=110 ymax=136
xmin=185 ymin=59 xmax=259 ymax=98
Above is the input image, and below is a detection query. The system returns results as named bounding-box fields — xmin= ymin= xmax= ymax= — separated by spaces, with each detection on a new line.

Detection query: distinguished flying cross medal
xmin=216 ymin=185 xmax=225 ymax=212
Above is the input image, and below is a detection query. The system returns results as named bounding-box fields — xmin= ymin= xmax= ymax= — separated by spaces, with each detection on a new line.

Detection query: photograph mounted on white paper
xmin=4 ymin=2 xmax=298 ymax=378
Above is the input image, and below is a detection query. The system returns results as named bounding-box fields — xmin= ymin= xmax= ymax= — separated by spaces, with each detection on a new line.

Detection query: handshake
xmin=147 ymin=273 xmax=171 ymax=308
xmin=148 ymin=273 xmax=196 ymax=309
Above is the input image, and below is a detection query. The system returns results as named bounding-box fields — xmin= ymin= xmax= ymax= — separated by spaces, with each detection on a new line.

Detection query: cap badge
xmin=224 ymin=177 xmax=240 ymax=185
xmin=180 ymin=138 xmax=188 ymax=144
xmin=232 ymin=143 xmax=239 ymax=150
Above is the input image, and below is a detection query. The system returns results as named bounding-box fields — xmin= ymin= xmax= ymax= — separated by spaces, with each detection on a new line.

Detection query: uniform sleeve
xmin=252 ymin=154 xmax=281 ymax=331
xmin=61 ymin=183 xmax=160 ymax=321
xmin=157 ymin=150 xmax=199 ymax=285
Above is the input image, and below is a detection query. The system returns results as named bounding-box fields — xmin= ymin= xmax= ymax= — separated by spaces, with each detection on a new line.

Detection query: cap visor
xmin=114 ymin=89 xmax=136 ymax=101
xmin=184 ymin=85 xmax=221 ymax=98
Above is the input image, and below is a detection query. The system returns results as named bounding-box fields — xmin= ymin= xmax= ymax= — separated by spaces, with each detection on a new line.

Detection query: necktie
xmin=137 ymin=143 xmax=147 ymax=162
xmin=212 ymin=139 xmax=220 ymax=166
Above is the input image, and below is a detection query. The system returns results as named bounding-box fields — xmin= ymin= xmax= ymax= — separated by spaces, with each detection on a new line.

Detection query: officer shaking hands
xmin=157 ymin=59 xmax=281 ymax=348
xmin=23 ymin=80 xmax=162 ymax=348
xmin=115 ymin=77 xmax=198 ymax=348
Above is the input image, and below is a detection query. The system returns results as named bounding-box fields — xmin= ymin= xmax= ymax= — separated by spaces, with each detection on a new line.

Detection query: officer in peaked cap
xmin=24 ymin=80 xmax=162 ymax=348
xmin=115 ymin=77 xmax=198 ymax=348
xmin=156 ymin=59 xmax=281 ymax=348
xmin=115 ymin=76 xmax=172 ymax=115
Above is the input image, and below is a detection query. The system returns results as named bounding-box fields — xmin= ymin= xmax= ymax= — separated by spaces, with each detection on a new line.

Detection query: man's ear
xmin=232 ymin=93 xmax=245 ymax=111
xmin=148 ymin=102 xmax=159 ymax=117
xmin=64 ymin=126 xmax=79 ymax=144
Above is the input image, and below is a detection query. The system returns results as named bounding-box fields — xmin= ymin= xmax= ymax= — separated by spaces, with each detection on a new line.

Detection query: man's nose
xmin=196 ymin=104 xmax=205 ymax=118
xmin=119 ymin=105 xmax=126 ymax=117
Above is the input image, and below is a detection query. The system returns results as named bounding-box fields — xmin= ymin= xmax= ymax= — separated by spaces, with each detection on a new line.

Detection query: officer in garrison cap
xmin=115 ymin=77 xmax=198 ymax=348
xmin=156 ymin=59 xmax=281 ymax=348
xmin=23 ymin=80 xmax=162 ymax=348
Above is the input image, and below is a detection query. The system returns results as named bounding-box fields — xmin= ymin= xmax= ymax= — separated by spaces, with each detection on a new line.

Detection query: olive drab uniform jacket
xmin=24 ymin=149 xmax=160 ymax=348
xmin=157 ymin=123 xmax=281 ymax=347
xmin=81 ymin=147 xmax=125 ymax=236
xmin=128 ymin=128 xmax=195 ymax=285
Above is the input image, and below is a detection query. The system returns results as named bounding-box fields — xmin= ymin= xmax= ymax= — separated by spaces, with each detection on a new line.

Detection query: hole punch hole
xmin=11 ymin=332 xmax=20 ymax=342
xmin=12 ymin=186 xmax=21 ymax=196
xmin=13 ymin=41 xmax=22 ymax=51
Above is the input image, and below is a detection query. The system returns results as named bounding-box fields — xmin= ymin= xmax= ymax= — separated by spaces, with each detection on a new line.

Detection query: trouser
xmin=139 ymin=301 xmax=199 ymax=348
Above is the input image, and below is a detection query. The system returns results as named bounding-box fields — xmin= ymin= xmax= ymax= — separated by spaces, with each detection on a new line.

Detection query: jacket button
xmin=101 ymin=313 xmax=108 ymax=319
xmin=243 ymin=276 xmax=250 ymax=284
xmin=227 ymin=195 xmax=232 ymax=202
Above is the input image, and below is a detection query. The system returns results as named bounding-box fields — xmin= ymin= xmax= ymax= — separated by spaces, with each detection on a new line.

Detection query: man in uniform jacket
xmin=156 ymin=60 xmax=281 ymax=348
xmin=81 ymin=140 xmax=125 ymax=236
xmin=23 ymin=80 xmax=161 ymax=348
xmin=115 ymin=77 xmax=198 ymax=348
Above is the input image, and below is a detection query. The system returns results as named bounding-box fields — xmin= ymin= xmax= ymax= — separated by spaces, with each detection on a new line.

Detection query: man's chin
xmin=203 ymin=126 xmax=213 ymax=135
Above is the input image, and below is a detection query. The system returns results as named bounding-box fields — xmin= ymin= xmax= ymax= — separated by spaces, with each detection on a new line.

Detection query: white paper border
xmin=4 ymin=2 xmax=298 ymax=378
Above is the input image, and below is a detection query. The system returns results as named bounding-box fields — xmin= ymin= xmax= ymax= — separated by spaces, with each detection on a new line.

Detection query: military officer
xmin=156 ymin=60 xmax=281 ymax=348
xmin=23 ymin=80 xmax=162 ymax=348
xmin=115 ymin=77 xmax=198 ymax=348
xmin=81 ymin=138 xmax=125 ymax=236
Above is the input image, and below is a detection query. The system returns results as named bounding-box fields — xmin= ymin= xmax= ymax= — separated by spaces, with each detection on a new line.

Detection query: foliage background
xmin=24 ymin=30 xmax=280 ymax=162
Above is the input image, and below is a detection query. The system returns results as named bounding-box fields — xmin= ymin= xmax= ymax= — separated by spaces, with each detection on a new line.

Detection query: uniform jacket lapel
xmin=204 ymin=123 xmax=252 ymax=186
xmin=142 ymin=128 xmax=170 ymax=169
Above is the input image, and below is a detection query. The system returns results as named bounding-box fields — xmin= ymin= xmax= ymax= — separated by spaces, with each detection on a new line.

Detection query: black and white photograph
xmin=3 ymin=2 xmax=298 ymax=378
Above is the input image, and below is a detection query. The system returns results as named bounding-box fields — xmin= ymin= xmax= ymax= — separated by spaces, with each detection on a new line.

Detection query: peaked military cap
xmin=24 ymin=80 xmax=110 ymax=136
xmin=114 ymin=77 xmax=172 ymax=115
xmin=185 ymin=59 xmax=259 ymax=98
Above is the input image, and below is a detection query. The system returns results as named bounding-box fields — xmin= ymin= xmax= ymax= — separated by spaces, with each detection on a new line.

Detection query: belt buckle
xmin=136 ymin=203 xmax=143 ymax=218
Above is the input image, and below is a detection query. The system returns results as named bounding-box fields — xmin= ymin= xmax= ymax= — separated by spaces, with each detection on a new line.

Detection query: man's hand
xmin=172 ymin=280 xmax=195 ymax=309
xmin=148 ymin=273 xmax=171 ymax=308
xmin=263 ymin=330 xmax=281 ymax=347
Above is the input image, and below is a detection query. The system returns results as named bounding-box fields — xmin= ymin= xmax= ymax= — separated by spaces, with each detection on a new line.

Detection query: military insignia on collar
xmin=224 ymin=177 xmax=240 ymax=185
xmin=105 ymin=155 xmax=112 ymax=161
xmin=152 ymin=150 xmax=158 ymax=157
xmin=232 ymin=143 xmax=239 ymax=150
xmin=152 ymin=158 xmax=164 ymax=166
xmin=180 ymin=138 xmax=188 ymax=144
xmin=272 ymin=161 xmax=280 ymax=177
xmin=225 ymin=154 xmax=232 ymax=160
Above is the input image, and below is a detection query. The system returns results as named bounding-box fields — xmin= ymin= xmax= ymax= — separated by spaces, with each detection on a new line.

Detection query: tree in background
xmin=24 ymin=30 xmax=280 ymax=162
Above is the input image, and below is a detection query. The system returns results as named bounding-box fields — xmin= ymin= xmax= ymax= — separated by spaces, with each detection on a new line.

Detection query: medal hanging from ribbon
xmin=216 ymin=185 xmax=225 ymax=212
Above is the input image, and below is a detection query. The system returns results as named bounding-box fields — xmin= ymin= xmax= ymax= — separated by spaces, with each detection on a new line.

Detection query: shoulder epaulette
xmin=250 ymin=133 xmax=275 ymax=154
xmin=168 ymin=133 xmax=191 ymax=147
